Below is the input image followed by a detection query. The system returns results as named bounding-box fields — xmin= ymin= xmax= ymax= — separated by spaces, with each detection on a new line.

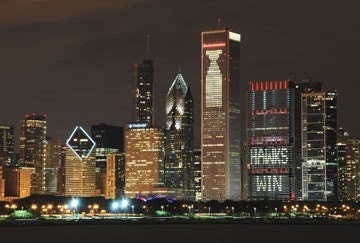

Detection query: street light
xmin=121 ymin=199 xmax=129 ymax=217
xmin=112 ymin=201 xmax=119 ymax=218
xmin=161 ymin=205 xmax=164 ymax=212
xmin=231 ymin=206 xmax=235 ymax=217
xmin=131 ymin=205 xmax=135 ymax=215
xmin=253 ymin=207 xmax=257 ymax=217
xmin=70 ymin=198 xmax=79 ymax=218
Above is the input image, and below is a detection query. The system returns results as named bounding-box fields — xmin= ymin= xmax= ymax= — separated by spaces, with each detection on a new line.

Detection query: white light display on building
xmin=250 ymin=147 xmax=289 ymax=165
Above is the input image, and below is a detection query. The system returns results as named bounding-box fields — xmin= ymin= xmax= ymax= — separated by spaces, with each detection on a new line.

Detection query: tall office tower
xmin=65 ymin=126 xmax=96 ymax=197
xmin=0 ymin=166 xmax=4 ymax=200
xmin=0 ymin=125 xmax=15 ymax=167
xmin=247 ymin=80 xmax=294 ymax=200
xmin=164 ymin=72 xmax=195 ymax=200
xmin=57 ymin=145 xmax=67 ymax=196
xmin=19 ymin=114 xmax=47 ymax=195
xmin=105 ymin=153 xmax=125 ymax=199
xmin=292 ymin=80 xmax=322 ymax=199
xmin=201 ymin=27 xmax=241 ymax=201
xmin=44 ymin=138 xmax=62 ymax=195
xmin=3 ymin=167 xmax=32 ymax=198
xmin=346 ymin=139 xmax=360 ymax=201
xmin=324 ymin=91 xmax=338 ymax=200
xmin=301 ymin=91 xmax=338 ymax=201
xmin=337 ymin=127 xmax=349 ymax=200
xmin=133 ymin=59 xmax=154 ymax=126
xmin=241 ymin=141 xmax=249 ymax=200
xmin=125 ymin=122 xmax=168 ymax=199
xmin=91 ymin=123 xmax=124 ymax=196
xmin=193 ymin=148 xmax=202 ymax=201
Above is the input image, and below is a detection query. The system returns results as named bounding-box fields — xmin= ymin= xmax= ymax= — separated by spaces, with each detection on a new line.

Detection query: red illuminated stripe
xmin=203 ymin=43 xmax=226 ymax=48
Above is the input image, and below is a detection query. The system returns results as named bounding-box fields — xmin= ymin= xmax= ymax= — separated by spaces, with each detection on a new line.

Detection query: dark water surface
xmin=0 ymin=223 xmax=357 ymax=243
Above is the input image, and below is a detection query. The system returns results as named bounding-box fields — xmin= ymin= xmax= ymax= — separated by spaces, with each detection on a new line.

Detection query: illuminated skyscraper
xmin=164 ymin=72 xmax=195 ymax=200
xmin=125 ymin=123 xmax=171 ymax=199
xmin=301 ymin=91 xmax=338 ymax=201
xmin=45 ymin=138 xmax=62 ymax=195
xmin=0 ymin=166 xmax=4 ymax=200
xmin=337 ymin=127 xmax=349 ymax=200
xmin=65 ymin=126 xmax=96 ymax=197
xmin=3 ymin=166 xmax=32 ymax=199
xmin=0 ymin=124 xmax=14 ymax=167
xmin=91 ymin=123 xmax=124 ymax=196
xmin=105 ymin=153 xmax=125 ymax=199
xmin=201 ymin=27 xmax=241 ymax=201
xmin=345 ymin=139 xmax=360 ymax=201
xmin=292 ymin=79 xmax=322 ymax=200
xmin=247 ymin=80 xmax=294 ymax=200
xmin=133 ymin=59 xmax=154 ymax=126
xmin=19 ymin=114 xmax=47 ymax=195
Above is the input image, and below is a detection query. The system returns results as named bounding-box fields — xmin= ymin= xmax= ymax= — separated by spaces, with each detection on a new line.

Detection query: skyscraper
xmin=19 ymin=114 xmax=47 ymax=195
xmin=300 ymin=90 xmax=338 ymax=201
xmin=164 ymin=72 xmax=195 ymax=200
xmin=0 ymin=124 xmax=14 ymax=167
xmin=292 ymin=79 xmax=322 ymax=200
xmin=65 ymin=126 xmax=96 ymax=197
xmin=105 ymin=153 xmax=125 ymax=199
xmin=201 ymin=27 xmax=241 ymax=201
xmin=337 ymin=127 xmax=349 ymax=200
xmin=133 ymin=59 xmax=154 ymax=126
xmin=124 ymin=122 xmax=166 ymax=199
xmin=247 ymin=80 xmax=294 ymax=200
xmin=45 ymin=138 xmax=62 ymax=195
xmin=91 ymin=123 xmax=124 ymax=196
xmin=345 ymin=139 xmax=360 ymax=201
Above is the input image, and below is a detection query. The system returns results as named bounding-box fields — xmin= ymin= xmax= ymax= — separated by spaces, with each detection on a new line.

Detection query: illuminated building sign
xmin=66 ymin=126 xmax=96 ymax=160
xmin=250 ymin=147 xmax=289 ymax=165
xmin=205 ymin=49 xmax=223 ymax=107
xmin=128 ymin=123 xmax=148 ymax=129
xmin=253 ymin=175 xmax=286 ymax=192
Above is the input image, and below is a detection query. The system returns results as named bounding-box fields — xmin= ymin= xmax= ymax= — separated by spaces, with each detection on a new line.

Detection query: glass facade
xmin=201 ymin=28 xmax=241 ymax=201
xmin=164 ymin=73 xmax=195 ymax=200
xmin=19 ymin=114 xmax=47 ymax=195
xmin=133 ymin=59 xmax=154 ymax=126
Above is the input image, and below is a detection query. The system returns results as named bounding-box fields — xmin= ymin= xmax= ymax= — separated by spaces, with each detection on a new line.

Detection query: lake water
xmin=0 ymin=223 xmax=356 ymax=243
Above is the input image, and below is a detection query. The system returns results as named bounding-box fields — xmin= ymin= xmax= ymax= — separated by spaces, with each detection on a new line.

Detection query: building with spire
xmin=164 ymin=72 xmax=195 ymax=200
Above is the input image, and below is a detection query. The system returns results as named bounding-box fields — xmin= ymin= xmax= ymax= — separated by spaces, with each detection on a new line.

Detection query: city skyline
xmin=1 ymin=0 xmax=359 ymax=151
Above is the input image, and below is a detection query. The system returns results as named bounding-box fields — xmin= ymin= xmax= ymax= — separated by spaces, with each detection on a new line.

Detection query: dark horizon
xmin=1 ymin=0 xmax=359 ymax=153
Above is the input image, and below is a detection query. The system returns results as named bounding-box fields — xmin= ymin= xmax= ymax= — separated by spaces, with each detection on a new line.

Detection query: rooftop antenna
xmin=217 ymin=17 xmax=221 ymax=29
xmin=178 ymin=64 xmax=181 ymax=73
xmin=146 ymin=33 xmax=150 ymax=58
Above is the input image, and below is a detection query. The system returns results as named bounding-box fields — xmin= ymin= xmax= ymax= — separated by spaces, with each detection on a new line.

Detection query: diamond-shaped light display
xmin=66 ymin=126 xmax=96 ymax=160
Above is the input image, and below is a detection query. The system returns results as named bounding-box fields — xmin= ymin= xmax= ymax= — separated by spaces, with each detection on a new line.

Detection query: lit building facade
xmin=292 ymin=79 xmax=322 ymax=200
xmin=3 ymin=166 xmax=32 ymax=199
xmin=0 ymin=124 xmax=15 ymax=167
xmin=133 ymin=59 xmax=154 ymax=126
xmin=345 ymin=139 xmax=360 ymax=201
xmin=247 ymin=80 xmax=294 ymax=200
xmin=125 ymin=123 xmax=166 ymax=199
xmin=201 ymin=28 xmax=241 ymax=201
xmin=65 ymin=126 xmax=96 ymax=197
xmin=19 ymin=114 xmax=47 ymax=195
xmin=301 ymin=91 xmax=338 ymax=201
xmin=45 ymin=138 xmax=62 ymax=195
xmin=164 ymin=72 xmax=195 ymax=200
xmin=91 ymin=123 xmax=124 ymax=196
xmin=193 ymin=148 xmax=202 ymax=201
xmin=105 ymin=153 xmax=125 ymax=199
xmin=337 ymin=127 xmax=349 ymax=200
xmin=0 ymin=166 xmax=4 ymax=200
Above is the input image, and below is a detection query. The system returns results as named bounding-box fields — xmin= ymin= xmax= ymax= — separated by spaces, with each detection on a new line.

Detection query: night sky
xmin=1 ymin=0 xmax=359 ymax=152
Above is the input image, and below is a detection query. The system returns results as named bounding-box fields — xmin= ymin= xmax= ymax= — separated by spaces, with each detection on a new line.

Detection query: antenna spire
xmin=217 ymin=17 xmax=221 ymax=29
xmin=178 ymin=64 xmax=181 ymax=73
xmin=146 ymin=33 xmax=150 ymax=58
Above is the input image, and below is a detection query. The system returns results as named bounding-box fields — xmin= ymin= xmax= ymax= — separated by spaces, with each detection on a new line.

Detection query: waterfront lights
xmin=70 ymin=198 xmax=79 ymax=211
xmin=121 ymin=199 xmax=129 ymax=209
xmin=112 ymin=201 xmax=119 ymax=211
